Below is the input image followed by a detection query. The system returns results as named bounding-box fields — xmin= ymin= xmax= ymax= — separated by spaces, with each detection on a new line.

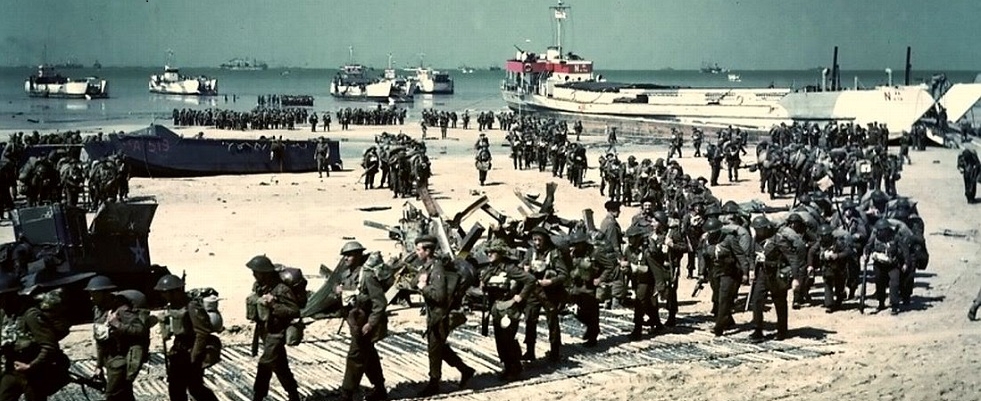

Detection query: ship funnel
xmin=904 ymin=46 xmax=911 ymax=86
xmin=885 ymin=68 xmax=893 ymax=86
xmin=821 ymin=68 xmax=830 ymax=91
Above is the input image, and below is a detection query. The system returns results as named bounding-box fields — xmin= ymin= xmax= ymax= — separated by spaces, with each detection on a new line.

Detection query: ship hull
xmin=330 ymin=81 xmax=414 ymax=103
xmin=148 ymin=78 xmax=218 ymax=96
xmin=81 ymin=125 xmax=342 ymax=178
xmin=502 ymin=84 xmax=937 ymax=133
xmin=24 ymin=79 xmax=108 ymax=99
xmin=415 ymin=80 xmax=454 ymax=94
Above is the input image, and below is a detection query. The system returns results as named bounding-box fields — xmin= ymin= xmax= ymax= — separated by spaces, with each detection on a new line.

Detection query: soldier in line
xmin=332 ymin=242 xmax=389 ymax=401
xmin=521 ymin=227 xmax=569 ymax=362
xmin=85 ymin=276 xmax=150 ymax=401
xmin=599 ymin=201 xmax=628 ymax=308
xmin=153 ymin=274 xmax=220 ymax=401
xmin=0 ymin=274 xmax=73 ymax=401
xmin=652 ymin=211 xmax=686 ymax=327
xmin=956 ymin=148 xmax=979 ymax=203
xmin=697 ymin=217 xmax=750 ymax=336
xmin=705 ymin=143 xmax=723 ymax=186
xmin=566 ymin=234 xmax=603 ymax=347
xmin=622 ymin=224 xmax=659 ymax=340
xmin=667 ymin=128 xmax=684 ymax=160
xmin=309 ymin=112 xmax=318 ymax=132
xmin=480 ymin=239 xmax=537 ymax=381
xmin=323 ymin=112 xmax=332 ymax=132
xmin=692 ymin=128 xmax=703 ymax=158
xmin=606 ymin=126 xmax=618 ymax=152
xmin=863 ymin=220 xmax=911 ymax=315
xmin=361 ymin=147 xmax=380 ymax=189
xmin=475 ymin=145 xmax=492 ymax=186
xmin=315 ymin=137 xmax=331 ymax=178
xmin=809 ymin=224 xmax=854 ymax=313
xmin=245 ymin=255 xmax=301 ymax=401
xmin=784 ymin=214 xmax=812 ymax=310
xmin=749 ymin=216 xmax=800 ymax=341
xmin=414 ymin=235 xmax=475 ymax=397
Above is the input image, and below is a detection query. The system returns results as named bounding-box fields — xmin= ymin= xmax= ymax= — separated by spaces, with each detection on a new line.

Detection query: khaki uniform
xmin=249 ymin=281 xmax=301 ymax=401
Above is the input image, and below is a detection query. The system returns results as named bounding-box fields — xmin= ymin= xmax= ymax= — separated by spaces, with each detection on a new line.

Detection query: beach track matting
xmin=60 ymin=308 xmax=840 ymax=401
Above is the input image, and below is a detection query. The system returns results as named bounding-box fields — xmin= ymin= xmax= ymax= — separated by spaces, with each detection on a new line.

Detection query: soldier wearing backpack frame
xmin=153 ymin=274 xmax=221 ymax=401
xmin=84 ymin=276 xmax=151 ymax=401
xmin=245 ymin=255 xmax=301 ymax=401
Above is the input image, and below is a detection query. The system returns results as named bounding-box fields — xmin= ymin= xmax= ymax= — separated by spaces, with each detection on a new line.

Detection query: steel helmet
xmin=339 ymin=241 xmax=366 ymax=256
xmin=485 ymin=239 xmax=511 ymax=254
xmin=153 ymin=274 xmax=185 ymax=292
xmin=750 ymin=216 xmax=772 ymax=230
xmin=818 ymin=224 xmax=835 ymax=236
xmin=278 ymin=268 xmax=305 ymax=287
xmin=113 ymin=289 xmax=148 ymax=309
xmin=652 ymin=211 xmax=669 ymax=225
xmin=721 ymin=201 xmax=741 ymax=214
xmin=0 ymin=274 xmax=22 ymax=295
xmin=873 ymin=219 xmax=894 ymax=233
xmin=246 ymin=255 xmax=277 ymax=272
xmin=84 ymin=275 xmax=118 ymax=292
xmin=786 ymin=213 xmax=805 ymax=225
xmin=703 ymin=217 xmax=723 ymax=233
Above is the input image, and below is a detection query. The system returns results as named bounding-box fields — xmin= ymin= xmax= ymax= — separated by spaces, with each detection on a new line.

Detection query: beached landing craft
xmin=24 ymin=65 xmax=108 ymax=99
xmin=406 ymin=59 xmax=455 ymax=94
xmin=148 ymin=65 xmax=218 ymax=96
xmin=502 ymin=1 xmax=981 ymax=134
xmin=331 ymin=63 xmax=415 ymax=103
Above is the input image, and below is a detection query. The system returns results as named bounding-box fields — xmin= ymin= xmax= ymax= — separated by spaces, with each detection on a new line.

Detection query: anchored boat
xmin=501 ymin=1 xmax=981 ymax=133
xmin=149 ymin=66 xmax=218 ymax=96
xmin=24 ymin=65 xmax=108 ymax=99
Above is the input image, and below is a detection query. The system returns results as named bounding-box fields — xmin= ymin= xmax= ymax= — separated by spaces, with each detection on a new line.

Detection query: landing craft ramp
xmin=59 ymin=309 xmax=839 ymax=401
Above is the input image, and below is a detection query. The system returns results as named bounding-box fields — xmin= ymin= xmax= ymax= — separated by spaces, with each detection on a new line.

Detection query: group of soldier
xmin=360 ymin=132 xmax=432 ymax=198
xmin=419 ymin=109 xmax=519 ymax=137
xmin=501 ymin=117 xmax=591 ymax=188
xmin=172 ymin=107 xmax=313 ymax=131
xmin=336 ymin=106 xmax=407 ymax=129
xmin=258 ymin=94 xmax=314 ymax=108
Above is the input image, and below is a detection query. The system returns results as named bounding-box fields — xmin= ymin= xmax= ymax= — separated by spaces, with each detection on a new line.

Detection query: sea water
xmin=1 ymin=67 xmax=977 ymax=132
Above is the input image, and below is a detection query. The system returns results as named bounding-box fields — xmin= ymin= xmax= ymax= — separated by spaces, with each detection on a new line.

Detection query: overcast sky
xmin=2 ymin=0 xmax=979 ymax=70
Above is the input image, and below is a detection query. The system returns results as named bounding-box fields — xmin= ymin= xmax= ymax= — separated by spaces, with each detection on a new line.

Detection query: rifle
xmin=858 ymin=255 xmax=869 ymax=314
xmin=68 ymin=370 xmax=106 ymax=393
xmin=480 ymin=292 xmax=490 ymax=336
xmin=691 ymin=277 xmax=707 ymax=297
xmin=250 ymin=324 xmax=260 ymax=357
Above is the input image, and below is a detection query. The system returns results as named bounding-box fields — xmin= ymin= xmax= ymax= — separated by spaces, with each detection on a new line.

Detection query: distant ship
xmin=459 ymin=66 xmax=475 ymax=74
xmin=700 ymin=62 xmax=729 ymax=74
xmin=220 ymin=58 xmax=269 ymax=71
xmin=24 ymin=65 xmax=108 ymax=99
xmin=93 ymin=60 xmax=102 ymax=69
xmin=488 ymin=65 xmax=502 ymax=71
xmin=149 ymin=66 xmax=218 ymax=96
xmin=406 ymin=56 xmax=454 ymax=94
xmin=500 ymin=0 xmax=981 ymax=133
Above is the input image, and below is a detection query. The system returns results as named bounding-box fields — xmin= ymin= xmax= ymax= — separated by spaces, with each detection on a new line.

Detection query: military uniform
xmin=247 ymin=256 xmax=301 ymax=401
xmin=416 ymin=238 xmax=475 ymax=396
xmin=750 ymin=218 xmax=804 ymax=340
xmin=522 ymin=229 xmax=569 ymax=361
xmin=863 ymin=222 xmax=912 ymax=314
xmin=692 ymin=129 xmax=703 ymax=157
xmin=566 ymin=236 xmax=605 ymax=346
xmin=316 ymin=139 xmax=332 ymax=178
xmin=332 ymin=244 xmax=389 ymax=401
xmin=697 ymin=218 xmax=750 ymax=336
xmin=808 ymin=227 xmax=854 ymax=312
xmin=88 ymin=278 xmax=150 ymax=401
xmin=153 ymin=275 xmax=220 ymax=401
xmin=475 ymin=148 xmax=492 ymax=186
xmin=650 ymin=218 xmax=687 ymax=326
xmin=0 ymin=280 xmax=73 ymax=401
xmin=481 ymin=241 xmax=537 ymax=380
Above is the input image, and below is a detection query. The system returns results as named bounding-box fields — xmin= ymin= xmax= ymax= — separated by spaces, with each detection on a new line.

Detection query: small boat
xmin=331 ymin=63 xmax=414 ymax=103
xmin=727 ymin=73 xmax=741 ymax=82
xmin=700 ymin=62 xmax=729 ymax=74
xmin=459 ymin=66 xmax=475 ymax=74
xmin=220 ymin=58 xmax=269 ymax=71
xmin=149 ymin=66 xmax=218 ymax=96
xmin=24 ymin=65 xmax=108 ymax=99
xmin=81 ymin=125 xmax=342 ymax=177
xmin=406 ymin=60 xmax=454 ymax=94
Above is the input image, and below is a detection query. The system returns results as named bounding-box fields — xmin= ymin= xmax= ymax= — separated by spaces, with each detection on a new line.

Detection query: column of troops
xmin=418 ymin=109 xmax=518 ymax=134
xmin=359 ymin=132 xmax=432 ymax=198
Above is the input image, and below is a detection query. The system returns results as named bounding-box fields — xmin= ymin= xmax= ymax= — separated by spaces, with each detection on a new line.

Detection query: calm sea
xmin=1 ymin=66 xmax=977 ymax=132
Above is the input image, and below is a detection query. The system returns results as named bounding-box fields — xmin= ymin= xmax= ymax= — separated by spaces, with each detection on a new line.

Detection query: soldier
xmin=748 ymin=216 xmax=800 ymax=341
xmin=600 ymin=201 xmax=624 ymax=260
xmin=323 ymin=112 xmax=331 ymax=132
xmin=622 ymin=224 xmax=660 ymax=340
xmin=245 ymin=255 xmax=301 ymax=401
xmin=573 ymin=120 xmax=583 ymax=142
xmin=0 ymin=274 xmax=73 ymax=401
xmin=315 ymin=137 xmax=331 ymax=178
xmin=332 ymin=242 xmax=389 ymax=401
xmin=606 ymin=126 xmax=618 ymax=151
xmin=309 ymin=112 xmax=318 ymax=132
xmin=783 ymin=214 xmax=812 ymax=310
xmin=863 ymin=220 xmax=911 ymax=315
xmin=462 ymin=110 xmax=470 ymax=130
xmin=706 ymin=143 xmax=723 ymax=186
xmin=361 ymin=147 xmax=380 ymax=189
xmin=956 ymin=148 xmax=980 ymax=203
xmin=566 ymin=234 xmax=603 ymax=346
xmin=622 ymin=156 xmax=638 ymax=206
xmin=414 ymin=235 xmax=475 ymax=397
xmin=153 ymin=274 xmax=220 ymax=401
xmin=475 ymin=146 xmax=492 ymax=186
xmin=480 ymin=239 xmax=536 ymax=381
xmin=667 ymin=128 xmax=684 ymax=160
xmin=692 ymin=128 xmax=703 ymax=158
xmin=650 ymin=211 xmax=686 ymax=327
xmin=697 ymin=217 xmax=749 ymax=336
xmin=521 ymin=227 xmax=569 ymax=362
xmin=809 ymin=224 xmax=854 ymax=313
xmin=85 ymin=276 xmax=150 ymax=401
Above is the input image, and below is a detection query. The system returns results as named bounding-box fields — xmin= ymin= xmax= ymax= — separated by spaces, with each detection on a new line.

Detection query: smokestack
xmin=905 ymin=46 xmax=912 ymax=86
xmin=832 ymin=46 xmax=840 ymax=91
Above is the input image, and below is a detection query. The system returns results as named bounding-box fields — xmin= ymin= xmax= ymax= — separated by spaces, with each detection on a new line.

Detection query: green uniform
xmin=332 ymin=260 xmax=389 ymax=400
xmin=164 ymin=297 xmax=219 ymax=401
xmin=0 ymin=307 xmax=71 ymax=401
xmin=250 ymin=281 xmax=301 ymax=401
xmin=94 ymin=303 xmax=149 ymax=401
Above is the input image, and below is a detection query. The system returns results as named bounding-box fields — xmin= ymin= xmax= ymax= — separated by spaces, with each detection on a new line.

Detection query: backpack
xmin=277 ymin=267 xmax=309 ymax=309
xmin=444 ymin=258 xmax=477 ymax=310
xmin=187 ymin=287 xmax=224 ymax=333
xmin=361 ymin=252 xmax=396 ymax=292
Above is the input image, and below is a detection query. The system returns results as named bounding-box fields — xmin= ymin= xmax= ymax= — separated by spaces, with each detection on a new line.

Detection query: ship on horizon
xmin=500 ymin=0 xmax=981 ymax=134
xmin=220 ymin=58 xmax=269 ymax=71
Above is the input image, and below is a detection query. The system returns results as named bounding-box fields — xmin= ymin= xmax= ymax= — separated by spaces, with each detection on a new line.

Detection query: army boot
xmin=416 ymin=380 xmax=440 ymax=398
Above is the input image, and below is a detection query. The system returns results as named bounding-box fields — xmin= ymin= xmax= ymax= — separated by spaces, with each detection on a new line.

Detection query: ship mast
xmin=551 ymin=0 xmax=570 ymax=58
xmin=348 ymin=46 xmax=355 ymax=64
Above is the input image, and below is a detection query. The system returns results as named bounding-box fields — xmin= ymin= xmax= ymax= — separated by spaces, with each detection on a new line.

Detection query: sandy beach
xmin=3 ymin=122 xmax=979 ymax=401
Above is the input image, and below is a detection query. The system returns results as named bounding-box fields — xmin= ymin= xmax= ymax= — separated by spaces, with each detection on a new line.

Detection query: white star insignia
xmin=131 ymin=242 xmax=148 ymax=265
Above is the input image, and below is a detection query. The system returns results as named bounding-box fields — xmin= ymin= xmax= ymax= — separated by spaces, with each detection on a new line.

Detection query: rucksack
xmin=188 ymin=287 xmax=224 ymax=333
xmin=444 ymin=258 xmax=477 ymax=310
xmin=277 ymin=267 xmax=309 ymax=309
xmin=361 ymin=252 xmax=396 ymax=292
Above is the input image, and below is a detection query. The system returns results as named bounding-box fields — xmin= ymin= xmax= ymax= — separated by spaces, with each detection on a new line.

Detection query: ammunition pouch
xmin=201 ymin=334 xmax=222 ymax=369
xmin=246 ymin=294 xmax=258 ymax=321
xmin=125 ymin=345 xmax=147 ymax=381
xmin=286 ymin=321 xmax=305 ymax=346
